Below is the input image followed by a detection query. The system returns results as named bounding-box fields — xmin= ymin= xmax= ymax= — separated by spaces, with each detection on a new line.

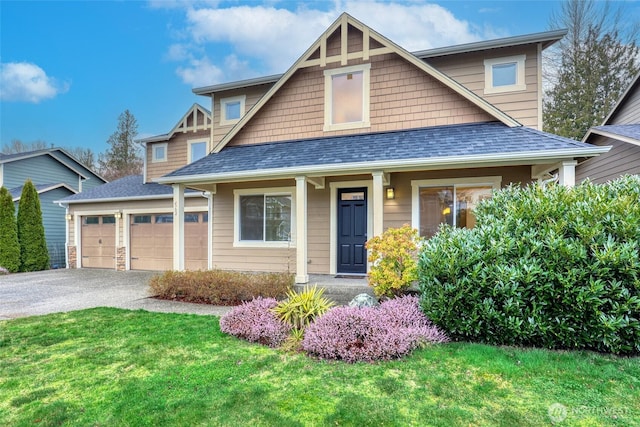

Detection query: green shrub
xmin=0 ymin=187 xmax=20 ymax=273
xmin=149 ymin=269 xmax=293 ymax=305
xmin=16 ymin=180 xmax=49 ymax=272
xmin=366 ymin=224 xmax=422 ymax=297
xmin=418 ymin=176 xmax=640 ymax=355
xmin=273 ymin=285 xmax=335 ymax=331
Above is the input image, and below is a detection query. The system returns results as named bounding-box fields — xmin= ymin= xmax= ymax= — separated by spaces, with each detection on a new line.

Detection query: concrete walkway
xmin=0 ymin=269 xmax=232 ymax=321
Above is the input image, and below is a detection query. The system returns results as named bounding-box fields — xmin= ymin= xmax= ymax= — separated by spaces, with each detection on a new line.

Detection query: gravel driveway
xmin=0 ymin=269 xmax=231 ymax=320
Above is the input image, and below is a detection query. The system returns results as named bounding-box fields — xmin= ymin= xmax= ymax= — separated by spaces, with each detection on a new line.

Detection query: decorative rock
xmin=348 ymin=293 xmax=378 ymax=308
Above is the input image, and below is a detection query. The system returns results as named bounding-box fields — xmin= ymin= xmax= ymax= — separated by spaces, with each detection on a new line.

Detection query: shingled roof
xmin=591 ymin=124 xmax=640 ymax=144
xmin=158 ymin=122 xmax=609 ymax=184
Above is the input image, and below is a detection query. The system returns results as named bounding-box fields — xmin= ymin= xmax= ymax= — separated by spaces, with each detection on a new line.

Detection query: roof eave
xmin=193 ymin=74 xmax=284 ymax=95
xmin=157 ymin=146 xmax=611 ymax=186
xmin=586 ymin=128 xmax=640 ymax=147
xmin=56 ymin=192 xmax=205 ymax=205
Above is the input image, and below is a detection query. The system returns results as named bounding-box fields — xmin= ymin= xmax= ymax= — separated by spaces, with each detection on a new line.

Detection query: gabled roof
xmin=157 ymin=122 xmax=609 ymax=187
xmin=209 ymin=13 xmax=520 ymax=154
xmin=193 ymin=28 xmax=567 ymax=95
xmin=10 ymin=183 xmax=76 ymax=201
xmin=0 ymin=148 xmax=107 ymax=183
xmin=601 ymin=73 xmax=640 ymax=126
xmin=137 ymin=103 xmax=212 ymax=144
xmin=57 ymin=174 xmax=201 ymax=204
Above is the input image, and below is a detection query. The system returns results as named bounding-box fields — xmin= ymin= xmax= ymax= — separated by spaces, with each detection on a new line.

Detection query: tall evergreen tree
xmin=0 ymin=186 xmax=20 ymax=272
xmin=98 ymin=109 xmax=142 ymax=180
xmin=17 ymin=180 xmax=49 ymax=272
xmin=544 ymin=0 xmax=639 ymax=140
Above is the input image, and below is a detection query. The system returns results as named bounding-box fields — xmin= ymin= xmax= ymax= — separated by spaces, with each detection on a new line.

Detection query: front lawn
xmin=0 ymin=308 xmax=638 ymax=426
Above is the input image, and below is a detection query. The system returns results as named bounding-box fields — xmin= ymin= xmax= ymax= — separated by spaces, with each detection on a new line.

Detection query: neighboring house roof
xmin=0 ymin=147 xmax=107 ymax=183
xmin=137 ymin=103 xmax=212 ymax=144
xmin=158 ymin=122 xmax=609 ymax=186
xmin=600 ymin=73 xmax=640 ymax=126
xmin=57 ymin=174 xmax=201 ymax=204
xmin=193 ymin=29 xmax=567 ymax=95
xmin=209 ymin=13 xmax=520 ymax=154
xmin=10 ymin=183 xmax=77 ymax=201
xmin=589 ymin=124 xmax=640 ymax=147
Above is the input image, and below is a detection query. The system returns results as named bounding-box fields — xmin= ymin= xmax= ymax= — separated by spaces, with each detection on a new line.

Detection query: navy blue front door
xmin=337 ymin=188 xmax=367 ymax=274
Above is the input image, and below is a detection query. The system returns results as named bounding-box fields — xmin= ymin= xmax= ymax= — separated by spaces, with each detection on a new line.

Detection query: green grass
xmin=1 ymin=308 xmax=638 ymax=426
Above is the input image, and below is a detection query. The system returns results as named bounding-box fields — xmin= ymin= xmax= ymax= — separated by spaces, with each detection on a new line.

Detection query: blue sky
xmin=1 ymin=0 xmax=636 ymax=154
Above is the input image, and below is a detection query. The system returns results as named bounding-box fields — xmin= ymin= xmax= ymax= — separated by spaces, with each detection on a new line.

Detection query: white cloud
xmin=0 ymin=62 xmax=69 ymax=103
xmin=165 ymin=1 xmax=498 ymax=87
xmin=176 ymin=56 xmax=224 ymax=87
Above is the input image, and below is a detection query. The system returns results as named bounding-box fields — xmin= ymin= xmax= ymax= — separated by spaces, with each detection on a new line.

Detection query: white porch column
xmin=172 ymin=184 xmax=185 ymax=271
xmin=295 ymin=176 xmax=309 ymax=284
xmin=206 ymin=191 xmax=214 ymax=270
xmin=558 ymin=160 xmax=577 ymax=187
xmin=372 ymin=171 xmax=385 ymax=237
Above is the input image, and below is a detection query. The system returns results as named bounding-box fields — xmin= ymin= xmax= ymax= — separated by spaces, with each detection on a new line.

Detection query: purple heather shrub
xmin=219 ymin=297 xmax=292 ymax=348
xmin=0 ymin=266 xmax=9 ymax=275
xmin=302 ymin=295 xmax=448 ymax=362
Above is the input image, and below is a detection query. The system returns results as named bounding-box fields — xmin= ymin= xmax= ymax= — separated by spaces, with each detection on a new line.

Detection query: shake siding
xmin=427 ymin=45 xmax=540 ymax=129
xmin=576 ymin=136 xmax=640 ymax=183
xmin=229 ymin=52 xmax=493 ymax=146
xmin=4 ymin=156 xmax=80 ymax=191
xmin=212 ymin=86 xmax=272 ymax=146
xmin=145 ymin=129 xmax=210 ymax=182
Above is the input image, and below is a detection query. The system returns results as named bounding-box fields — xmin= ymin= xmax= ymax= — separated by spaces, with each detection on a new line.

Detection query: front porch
xmin=296 ymin=274 xmax=374 ymax=305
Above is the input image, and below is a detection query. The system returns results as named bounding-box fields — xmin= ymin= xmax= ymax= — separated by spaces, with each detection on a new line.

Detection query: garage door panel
xmin=81 ymin=216 xmax=116 ymax=269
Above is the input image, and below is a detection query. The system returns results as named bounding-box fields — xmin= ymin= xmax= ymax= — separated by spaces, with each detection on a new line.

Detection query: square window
xmin=484 ymin=55 xmax=526 ymax=94
xmin=234 ymin=188 xmax=294 ymax=247
xmin=188 ymin=140 xmax=207 ymax=163
xmin=324 ymin=64 xmax=371 ymax=131
xmin=220 ymin=95 xmax=246 ymax=125
xmin=152 ymin=143 xmax=168 ymax=163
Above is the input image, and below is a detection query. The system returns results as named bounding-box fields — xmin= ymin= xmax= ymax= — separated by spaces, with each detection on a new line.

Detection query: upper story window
xmin=411 ymin=177 xmax=501 ymax=238
xmin=220 ymin=95 xmax=246 ymax=125
xmin=152 ymin=142 xmax=168 ymax=163
xmin=324 ymin=63 xmax=371 ymax=132
xmin=484 ymin=55 xmax=526 ymax=94
xmin=188 ymin=140 xmax=208 ymax=164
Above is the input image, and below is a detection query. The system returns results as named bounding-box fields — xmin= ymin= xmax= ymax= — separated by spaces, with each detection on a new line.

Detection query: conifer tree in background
xmin=98 ymin=109 xmax=142 ymax=181
xmin=17 ymin=180 xmax=49 ymax=272
xmin=0 ymin=186 xmax=20 ymax=272
xmin=544 ymin=0 xmax=639 ymax=140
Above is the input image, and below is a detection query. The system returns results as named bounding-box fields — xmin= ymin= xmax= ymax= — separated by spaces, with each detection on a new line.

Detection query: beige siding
xmin=576 ymin=135 xmax=640 ymax=183
xmin=611 ymin=84 xmax=640 ymax=124
xmin=212 ymin=86 xmax=272 ymax=147
xmin=427 ymin=44 xmax=541 ymax=129
xmin=228 ymin=34 xmax=495 ymax=146
xmin=145 ymin=129 xmax=210 ymax=183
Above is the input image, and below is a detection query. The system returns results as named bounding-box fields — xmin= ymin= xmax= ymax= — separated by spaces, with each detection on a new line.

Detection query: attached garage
xmin=80 ymin=215 xmax=116 ymax=269
xmin=129 ymin=212 xmax=208 ymax=271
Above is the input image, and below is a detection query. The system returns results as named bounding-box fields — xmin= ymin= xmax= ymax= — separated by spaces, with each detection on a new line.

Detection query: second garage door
xmin=129 ymin=213 xmax=208 ymax=271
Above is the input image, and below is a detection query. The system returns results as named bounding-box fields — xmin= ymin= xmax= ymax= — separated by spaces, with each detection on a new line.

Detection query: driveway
xmin=0 ymin=269 xmax=231 ymax=320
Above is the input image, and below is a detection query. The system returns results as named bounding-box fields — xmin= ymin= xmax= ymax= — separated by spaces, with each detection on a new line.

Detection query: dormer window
xmin=220 ymin=95 xmax=246 ymax=125
xmin=324 ymin=64 xmax=371 ymax=132
xmin=152 ymin=142 xmax=168 ymax=163
xmin=484 ymin=55 xmax=526 ymax=94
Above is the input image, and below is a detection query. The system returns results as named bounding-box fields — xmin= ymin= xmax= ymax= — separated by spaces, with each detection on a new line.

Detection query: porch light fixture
xmin=442 ymin=207 xmax=451 ymax=215
xmin=65 ymin=214 xmax=73 ymax=221
xmin=114 ymin=212 xmax=122 ymax=219
xmin=386 ymin=187 xmax=395 ymax=200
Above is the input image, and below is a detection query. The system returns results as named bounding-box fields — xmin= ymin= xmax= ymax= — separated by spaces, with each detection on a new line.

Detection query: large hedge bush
xmin=16 ymin=180 xmax=49 ymax=272
xmin=0 ymin=186 xmax=20 ymax=272
xmin=418 ymin=175 xmax=640 ymax=355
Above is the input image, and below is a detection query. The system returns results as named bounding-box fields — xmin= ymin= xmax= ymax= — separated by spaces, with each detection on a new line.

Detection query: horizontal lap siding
xmin=576 ymin=137 xmax=640 ymax=183
xmin=145 ymin=129 xmax=210 ymax=182
xmin=613 ymin=86 xmax=640 ymax=123
xmin=308 ymin=186 xmax=330 ymax=274
xmin=4 ymin=156 xmax=80 ymax=191
xmin=428 ymin=45 xmax=540 ymax=129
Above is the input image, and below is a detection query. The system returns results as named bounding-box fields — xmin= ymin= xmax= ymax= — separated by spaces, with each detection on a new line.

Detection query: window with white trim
xmin=412 ymin=177 xmax=501 ymax=238
xmin=324 ymin=63 xmax=371 ymax=131
xmin=151 ymin=143 xmax=168 ymax=163
xmin=234 ymin=188 xmax=295 ymax=247
xmin=484 ymin=55 xmax=526 ymax=94
xmin=220 ymin=95 xmax=246 ymax=125
xmin=188 ymin=140 xmax=207 ymax=164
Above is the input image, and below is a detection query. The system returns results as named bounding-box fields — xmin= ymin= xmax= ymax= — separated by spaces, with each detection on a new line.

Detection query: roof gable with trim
xmin=138 ymin=103 xmax=212 ymax=144
xmin=212 ymin=13 xmax=520 ymax=153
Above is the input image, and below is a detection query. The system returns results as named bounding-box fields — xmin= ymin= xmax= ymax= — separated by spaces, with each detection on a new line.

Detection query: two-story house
xmin=576 ymin=73 xmax=640 ymax=183
xmin=0 ymin=148 xmax=106 ymax=268
xmin=60 ymin=14 xmax=609 ymax=280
